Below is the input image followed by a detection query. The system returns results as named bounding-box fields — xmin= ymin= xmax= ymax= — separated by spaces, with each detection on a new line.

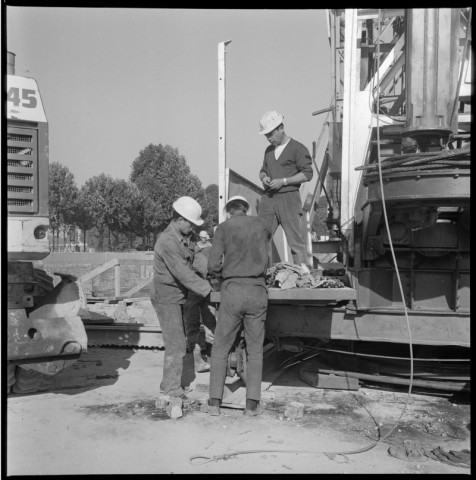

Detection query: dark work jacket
xmin=152 ymin=221 xmax=211 ymax=304
xmin=207 ymin=213 xmax=272 ymax=285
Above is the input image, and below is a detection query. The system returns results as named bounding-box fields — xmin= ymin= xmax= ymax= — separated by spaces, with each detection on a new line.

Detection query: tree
xmin=130 ymin=144 xmax=204 ymax=240
xmin=80 ymin=174 xmax=116 ymax=251
xmin=73 ymin=189 xmax=96 ymax=252
xmin=102 ymin=178 xmax=135 ymax=250
xmin=48 ymin=162 xmax=79 ymax=250
xmin=201 ymin=183 xmax=219 ymax=235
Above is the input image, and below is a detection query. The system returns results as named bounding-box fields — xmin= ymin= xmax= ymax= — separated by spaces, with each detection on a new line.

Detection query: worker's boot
xmin=244 ymin=399 xmax=264 ymax=417
xmin=193 ymin=344 xmax=210 ymax=373
xmin=200 ymin=398 xmax=221 ymax=416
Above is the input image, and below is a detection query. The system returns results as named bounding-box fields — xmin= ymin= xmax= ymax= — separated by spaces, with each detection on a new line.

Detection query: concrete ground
xmin=6 ymin=347 xmax=471 ymax=475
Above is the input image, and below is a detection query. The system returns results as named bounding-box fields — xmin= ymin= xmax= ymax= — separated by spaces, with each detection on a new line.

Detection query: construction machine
xmin=219 ymin=8 xmax=471 ymax=391
xmin=6 ymin=51 xmax=88 ymax=394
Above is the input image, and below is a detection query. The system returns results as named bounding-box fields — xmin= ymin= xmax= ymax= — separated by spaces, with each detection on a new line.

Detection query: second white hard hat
xmin=199 ymin=230 xmax=210 ymax=239
xmin=224 ymin=195 xmax=250 ymax=215
xmin=173 ymin=196 xmax=204 ymax=226
xmin=258 ymin=110 xmax=284 ymax=135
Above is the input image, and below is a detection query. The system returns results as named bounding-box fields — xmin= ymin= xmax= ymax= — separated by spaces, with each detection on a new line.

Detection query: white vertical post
xmin=218 ymin=40 xmax=232 ymax=224
xmin=306 ymin=211 xmax=313 ymax=267
xmin=115 ymin=263 xmax=121 ymax=298
xmin=341 ymin=9 xmax=359 ymax=238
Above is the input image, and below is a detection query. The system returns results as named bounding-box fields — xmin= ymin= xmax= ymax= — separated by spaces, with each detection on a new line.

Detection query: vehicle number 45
xmin=7 ymin=87 xmax=38 ymax=108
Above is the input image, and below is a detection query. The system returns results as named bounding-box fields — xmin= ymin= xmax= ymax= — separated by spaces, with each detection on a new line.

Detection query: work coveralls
xmin=259 ymin=137 xmax=313 ymax=265
xmin=151 ymin=221 xmax=211 ymax=397
xmin=207 ymin=213 xmax=272 ymax=402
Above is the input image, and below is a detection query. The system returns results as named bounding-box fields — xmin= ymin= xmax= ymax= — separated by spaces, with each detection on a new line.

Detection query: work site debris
xmin=166 ymin=397 xmax=183 ymax=419
xmin=388 ymin=439 xmax=429 ymax=462
xmin=155 ymin=395 xmax=183 ymax=419
xmin=284 ymin=401 xmax=305 ymax=419
xmin=155 ymin=395 xmax=170 ymax=409
xmin=266 ymin=262 xmax=345 ymax=289
xmin=388 ymin=440 xmax=471 ymax=469
xmin=424 ymin=447 xmax=471 ymax=468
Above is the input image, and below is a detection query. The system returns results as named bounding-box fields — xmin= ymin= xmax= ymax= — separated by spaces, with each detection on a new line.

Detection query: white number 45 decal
xmin=7 ymin=87 xmax=38 ymax=108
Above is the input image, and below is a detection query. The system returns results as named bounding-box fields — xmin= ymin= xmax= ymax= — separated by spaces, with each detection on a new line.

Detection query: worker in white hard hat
xmin=201 ymin=195 xmax=272 ymax=417
xmin=151 ymin=196 xmax=212 ymax=410
xmin=257 ymin=110 xmax=313 ymax=270
xmin=196 ymin=230 xmax=212 ymax=251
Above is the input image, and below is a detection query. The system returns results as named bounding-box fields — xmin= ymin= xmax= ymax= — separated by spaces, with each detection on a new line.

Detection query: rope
xmin=357 ymin=147 xmax=471 ymax=178
xmin=364 ymin=163 xmax=470 ymax=179
xmin=357 ymin=148 xmax=471 ymax=172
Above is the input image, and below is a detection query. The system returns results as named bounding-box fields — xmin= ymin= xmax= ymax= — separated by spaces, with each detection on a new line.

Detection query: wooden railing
xmin=75 ymin=253 xmax=154 ymax=299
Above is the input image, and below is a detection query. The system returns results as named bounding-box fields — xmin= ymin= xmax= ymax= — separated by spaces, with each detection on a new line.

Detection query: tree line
xmin=49 ymin=143 xmax=218 ymax=252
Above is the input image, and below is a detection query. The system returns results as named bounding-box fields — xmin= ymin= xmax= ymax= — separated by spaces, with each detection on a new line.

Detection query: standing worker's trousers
xmin=209 ymin=279 xmax=268 ymax=402
xmin=259 ymin=190 xmax=307 ymax=265
xmin=151 ymin=301 xmax=187 ymax=397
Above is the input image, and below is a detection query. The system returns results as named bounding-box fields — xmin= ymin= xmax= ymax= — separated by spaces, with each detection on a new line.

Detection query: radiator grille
xmin=8 ymin=133 xmax=32 ymax=143
xmin=8 ymin=199 xmax=33 ymax=207
xmin=8 ymin=159 xmax=33 ymax=168
xmin=8 ymin=173 xmax=33 ymax=181
xmin=8 ymin=186 xmax=33 ymax=194
xmin=8 ymin=146 xmax=33 ymax=155
xmin=7 ymin=126 xmax=38 ymax=213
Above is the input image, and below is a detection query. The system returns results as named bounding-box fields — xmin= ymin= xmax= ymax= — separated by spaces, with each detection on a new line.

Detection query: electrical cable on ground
xmin=190 ymin=10 xmax=417 ymax=465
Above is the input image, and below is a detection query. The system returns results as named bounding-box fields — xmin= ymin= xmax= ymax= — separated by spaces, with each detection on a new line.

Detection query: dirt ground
xmin=6 ymin=346 xmax=470 ymax=475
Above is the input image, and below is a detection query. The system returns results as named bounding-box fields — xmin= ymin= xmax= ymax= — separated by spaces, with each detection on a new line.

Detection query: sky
xmin=6 ymin=7 xmax=332 ymax=190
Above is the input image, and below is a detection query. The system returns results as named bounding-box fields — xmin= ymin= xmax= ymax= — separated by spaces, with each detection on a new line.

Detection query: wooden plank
xmin=123 ymin=277 xmax=153 ymax=298
xmin=79 ymin=258 xmax=119 ymax=283
xmin=268 ymin=287 xmax=356 ymax=302
xmin=211 ymin=287 xmax=356 ymax=304
xmin=299 ymin=369 xmax=360 ymax=390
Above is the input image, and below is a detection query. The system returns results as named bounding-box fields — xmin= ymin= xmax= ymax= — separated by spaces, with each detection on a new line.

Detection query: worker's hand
xmin=261 ymin=176 xmax=272 ymax=189
xmin=268 ymin=178 xmax=286 ymax=191
xmin=209 ymin=278 xmax=222 ymax=291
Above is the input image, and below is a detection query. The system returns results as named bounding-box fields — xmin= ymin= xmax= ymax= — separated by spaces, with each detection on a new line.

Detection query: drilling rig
xmin=221 ymin=8 xmax=471 ymax=391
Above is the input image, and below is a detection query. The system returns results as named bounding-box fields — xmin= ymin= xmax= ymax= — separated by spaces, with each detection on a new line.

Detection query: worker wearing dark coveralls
xmin=151 ymin=196 xmax=212 ymax=405
xmin=204 ymin=195 xmax=272 ymax=416
xmin=258 ymin=110 xmax=313 ymax=268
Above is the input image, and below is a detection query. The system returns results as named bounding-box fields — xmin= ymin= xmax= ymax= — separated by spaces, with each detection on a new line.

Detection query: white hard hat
xmin=258 ymin=110 xmax=284 ymax=135
xmin=224 ymin=195 xmax=250 ymax=216
xmin=173 ymin=196 xmax=204 ymax=226
xmin=199 ymin=230 xmax=210 ymax=239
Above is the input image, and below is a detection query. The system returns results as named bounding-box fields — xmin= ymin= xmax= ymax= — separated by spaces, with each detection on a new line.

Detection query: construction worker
xmin=196 ymin=230 xmax=212 ymax=251
xmin=203 ymin=195 xmax=272 ymax=417
xmin=257 ymin=110 xmax=313 ymax=270
xmin=151 ymin=196 xmax=212 ymax=406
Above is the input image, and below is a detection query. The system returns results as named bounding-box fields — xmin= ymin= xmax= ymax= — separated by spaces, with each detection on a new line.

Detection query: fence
xmin=43 ymin=252 xmax=154 ymax=299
